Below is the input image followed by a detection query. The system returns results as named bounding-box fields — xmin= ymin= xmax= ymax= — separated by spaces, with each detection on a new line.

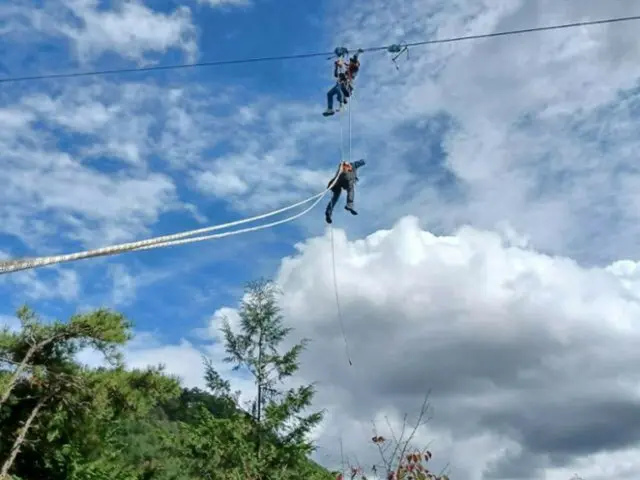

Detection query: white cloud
xmin=267 ymin=216 xmax=640 ymax=479
xmin=0 ymin=252 xmax=80 ymax=302
xmin=197 ymin=0 xmax=252 ymax=8
xmin=0 ymin=314 xmax=20 ymax=332
xmin=195 ymin=170 xmax=250 ymax=197
xmin=1 ymin=0 xmax=198 ymax=64
xmin=0 ymin=81 xmax=210 ymax=251
xmin=108 ymin=264 xmax=136 ymax=306
xmin=125 ymin=339 xmax=207 ymax=387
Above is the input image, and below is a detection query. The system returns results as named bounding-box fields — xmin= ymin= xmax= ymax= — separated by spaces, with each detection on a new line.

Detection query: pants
xmin=327 ymin=82 xmax=351 ymax=110
xmin=325 ymin=181 xmax=354 ymax=216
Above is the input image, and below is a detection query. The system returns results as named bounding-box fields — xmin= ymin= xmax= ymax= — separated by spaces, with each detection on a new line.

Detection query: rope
xmin=0 ymin=178 xmax=340 ymax=275
xmin=330 ymin=225 xmax=352 ymax=366
xmin=126 ymin=180 xmax=335 ymax=252
xmin=328 ymin=94 xmax=353 ymax=367
xmin=348 ymin=92 xmax=352 ymax=162
xmin=2 ymin=14 xmax=640 ymax=84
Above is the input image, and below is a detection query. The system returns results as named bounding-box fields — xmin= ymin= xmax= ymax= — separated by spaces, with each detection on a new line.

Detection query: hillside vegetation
xmin=0 ymin=279 xmax=447 ymax=480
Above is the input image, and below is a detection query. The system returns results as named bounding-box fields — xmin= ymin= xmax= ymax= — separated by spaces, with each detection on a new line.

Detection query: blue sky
xmin=0 ymin=0 xmax=350 ymax=334
xmin=6 ymin=1 xmax=640 ymax=479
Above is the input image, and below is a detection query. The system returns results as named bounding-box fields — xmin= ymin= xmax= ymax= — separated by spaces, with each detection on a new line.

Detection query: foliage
xmin=337 ymin=394 xmax=450 ymax=480
xmin=0 ymin=282 xmax=451 ymax=480
xmin=0 ymin=295 xmax=335 ymax=480
xmin=210 ymin=278 xmax=325 ymax=469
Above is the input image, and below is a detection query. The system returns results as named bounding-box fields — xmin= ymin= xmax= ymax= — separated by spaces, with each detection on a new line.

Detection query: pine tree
xmin=209 ymin=278 xmax=324 ymax=472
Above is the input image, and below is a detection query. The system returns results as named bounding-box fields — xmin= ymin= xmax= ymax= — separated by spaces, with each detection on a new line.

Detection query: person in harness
xmin=325 ymin=159 xmax=366 ymax=224
xmin=323 ymin=50 xmax=362 ymax=117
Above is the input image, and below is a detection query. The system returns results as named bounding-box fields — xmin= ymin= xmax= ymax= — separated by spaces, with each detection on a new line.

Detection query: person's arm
xmin=333 ymin=59 xmax=344 ymax=78
xmin=352 ymin=159 xmax=366 ymax=169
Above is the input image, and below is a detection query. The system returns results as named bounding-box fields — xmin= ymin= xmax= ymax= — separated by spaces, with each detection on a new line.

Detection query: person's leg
xmin=344 ymin=183 xmax=357 ymax=215
xmin=325 ymin=188 xmax=341 ymax=223
xmin=341 ymin=83 xmax=351 ymax=103
xmin=323 ymin=85 xmax=339 ymax=116
xmin=335 ymin=83 xmax=344 ymax=110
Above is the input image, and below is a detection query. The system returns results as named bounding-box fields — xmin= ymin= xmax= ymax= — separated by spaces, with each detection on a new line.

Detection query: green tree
xmin=0 ymin=302 xmax=337 ymax=480
xmin=208 ymin=278 xmax=325 ymax=477
xmin=44 ymin=365 xmax=182 ymax=480
xmin=0 ymin=306 xmax=131 ymax=407
xmin=0 ymin=306 xmax=132 ymax=479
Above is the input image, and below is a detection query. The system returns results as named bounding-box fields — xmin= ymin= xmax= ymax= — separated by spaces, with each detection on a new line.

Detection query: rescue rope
xmin=0 ymin=178 xmax=340 ymax=275
xmin=329 ymin=94 xmax=353 ymax=367
xmin=126 ymin=184 xmax=333 ymax=252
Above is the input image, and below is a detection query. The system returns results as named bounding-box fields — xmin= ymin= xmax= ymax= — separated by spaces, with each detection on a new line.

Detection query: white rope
xmin=339 ymin=104 xmax=345 ymax=160
xmin=329 ymin=90 xmax=353 ymax=367
xmin=330 ymin=225 xmax=352 ymax=366
xmin=348 ymin=90 xmax=352 ymax=162
xmin=126 ymin=177 xmax=336 ymax=252
xmin=0 ymin=174 xmax=341 ymax=275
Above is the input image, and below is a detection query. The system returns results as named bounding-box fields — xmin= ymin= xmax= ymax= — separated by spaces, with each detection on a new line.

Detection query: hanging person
xmin=325 ymin=159 xmax=366 ymax=224
xmin=322 ymin=50 xmax=363 ymax=117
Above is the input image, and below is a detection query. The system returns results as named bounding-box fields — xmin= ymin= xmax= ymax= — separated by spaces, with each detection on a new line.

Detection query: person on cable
xmin=325 ymin=158 xmax=366 ymax=224
xmin=322 ymin=50 xmax=362 ymax=117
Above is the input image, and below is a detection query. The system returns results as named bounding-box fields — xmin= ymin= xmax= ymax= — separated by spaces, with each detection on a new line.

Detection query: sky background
xmin=3 ymin=0 xmax=640 ymax=479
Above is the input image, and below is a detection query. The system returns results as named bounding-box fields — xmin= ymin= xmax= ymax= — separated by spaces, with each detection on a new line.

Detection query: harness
xmin=335 ymin=59 xmax=360 ymax=88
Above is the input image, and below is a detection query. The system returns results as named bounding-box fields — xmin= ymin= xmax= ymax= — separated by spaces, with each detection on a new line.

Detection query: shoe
xmin=325 ymin=212 xmax=333 ymax=224
xmin=345 ymin=206 xmax=358 ymax=215
xmin=322 ymin=109 xmax=335 ymax=117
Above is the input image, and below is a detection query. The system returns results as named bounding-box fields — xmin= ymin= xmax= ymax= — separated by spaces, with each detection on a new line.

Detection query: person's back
xmin=347 ymin=57 xmax=360 ymax=82
xmin=342 ymin=159 xmax=364 ymax=183
xmin=325 ymin=159 xmax=366 ymax=224
xmin=323 ymin=50 xmax=362 ymax=117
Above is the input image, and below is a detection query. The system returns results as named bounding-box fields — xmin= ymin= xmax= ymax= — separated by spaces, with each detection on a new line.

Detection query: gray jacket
xmin=328 ymin=159 xmax=366 ymax=187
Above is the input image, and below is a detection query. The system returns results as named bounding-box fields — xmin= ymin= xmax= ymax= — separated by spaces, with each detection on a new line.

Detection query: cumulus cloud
xmin=271 ymin=216 xmax=640 ymax=479
xmin=125 ymin=339 xmax=208 ymax=387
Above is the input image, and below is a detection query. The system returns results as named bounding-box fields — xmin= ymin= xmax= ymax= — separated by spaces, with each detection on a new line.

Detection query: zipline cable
xmin=1 ymin=14 xmax=639 ymax=84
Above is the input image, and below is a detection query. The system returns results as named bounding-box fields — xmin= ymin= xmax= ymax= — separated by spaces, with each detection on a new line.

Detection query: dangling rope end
xmin=330 ymin=225 xmax=352 ymax=367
